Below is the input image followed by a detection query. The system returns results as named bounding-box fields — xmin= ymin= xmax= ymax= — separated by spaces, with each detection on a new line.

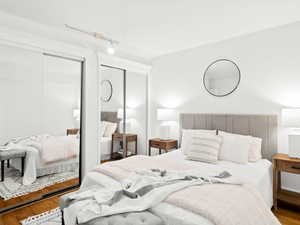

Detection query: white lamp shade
xmin=73 ymin=109 xmax=80 ymax=121
xmin=157 ymin=108 xmax=177 ymax=121
xmin=117 ymin=108 xmax=135 ymax=119
xmin=117 ymin=108 xmax=124 ymax=119
xmin=282 ymin=108 xmax=300 ymax=128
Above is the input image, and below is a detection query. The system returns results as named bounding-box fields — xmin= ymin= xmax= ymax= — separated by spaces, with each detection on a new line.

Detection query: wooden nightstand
xmin=148 ymin=139 xmax=178 ymax=156
xmin=111 ymin=133 xmax=137 ymax=159
xmin=67 ymin=128 xmax=79 ymax=136
xmin=273 ymin=153 xmax=300 ymax=210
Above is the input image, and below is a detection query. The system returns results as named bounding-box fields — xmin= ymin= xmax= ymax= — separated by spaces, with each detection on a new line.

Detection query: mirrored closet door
xmin=126 ymin=71 xmax=148 ymax=155
xmin=0 ymin=44 xmax=82 ymax=212
xmin=100 ymin=65 xmax=125 ymax=161
xmin=99 ymin=65 xmax=148 ymax=162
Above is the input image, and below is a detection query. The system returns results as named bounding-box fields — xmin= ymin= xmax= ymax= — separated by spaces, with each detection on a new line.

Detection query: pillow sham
xmin=248 ymin=137 xmax=262 ymax=162
xmin=100 ymin=121 xmax=107 ymax=137
xmin=103 ymin=121 xmax=117 ymax=137
xmin=218 ymin=131 xmax=251 ymax=164
xmin=186 ymin=134 xmax=222 ymax=163
xmin=181 ymin=129 xmax=217 ymax=155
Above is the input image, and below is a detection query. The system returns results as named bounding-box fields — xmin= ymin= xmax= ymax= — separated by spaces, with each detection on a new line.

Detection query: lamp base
xmin=288 ymin=134 xmax=300 ymax=158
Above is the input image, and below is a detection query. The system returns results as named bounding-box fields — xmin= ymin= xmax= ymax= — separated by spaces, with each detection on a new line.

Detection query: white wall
xmin=150 ymin=22 xmax=300 ymax=192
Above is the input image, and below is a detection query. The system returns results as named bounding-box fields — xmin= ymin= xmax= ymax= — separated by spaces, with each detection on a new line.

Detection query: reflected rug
xmin=21 ymin=208 xmax=61 ymax=225
xmin=0 ymin=167 xmax=78 ymax=200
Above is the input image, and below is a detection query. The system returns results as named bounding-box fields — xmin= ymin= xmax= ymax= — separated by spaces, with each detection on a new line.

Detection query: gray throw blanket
xmin=63 ymin=169 xmax=240 ymax=225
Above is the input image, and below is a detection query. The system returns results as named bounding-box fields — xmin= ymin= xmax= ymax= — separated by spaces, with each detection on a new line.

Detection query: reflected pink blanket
xmin=41 ymin=136 xmax=79 ymax=164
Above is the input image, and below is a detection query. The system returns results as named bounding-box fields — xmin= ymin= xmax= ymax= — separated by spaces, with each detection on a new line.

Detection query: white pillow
xmin=181 ymin=129 xmax=217 ymax=155
xmin=186 ymin=134 xmax=222 ymax=163
xmin=248 ymin=137 xmax=262 ymax=162
xmin=103 ymin=121 xmax=117 ymax=137
xmin=218 ymin=131 xmax=251 ymax=164
xmin=100 ymin=121 xmax=107 ymax=137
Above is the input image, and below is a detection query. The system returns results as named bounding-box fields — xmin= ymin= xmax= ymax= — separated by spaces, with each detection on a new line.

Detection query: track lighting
xmin=65 ymin=24 xmax=119 ymax=55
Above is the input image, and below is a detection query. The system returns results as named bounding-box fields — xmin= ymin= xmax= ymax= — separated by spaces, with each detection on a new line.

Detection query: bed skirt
xmin=37 ymin=162 xmax=79 ymax=177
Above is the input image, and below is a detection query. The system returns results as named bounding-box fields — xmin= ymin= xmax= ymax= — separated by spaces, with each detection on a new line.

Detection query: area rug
xmin=0 ymin=167 xmax=78 ymax=200
xmin=21 ymin=207 xmax=61 ymax=225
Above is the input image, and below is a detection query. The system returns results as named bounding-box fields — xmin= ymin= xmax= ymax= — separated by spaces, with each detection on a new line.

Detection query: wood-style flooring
xmin=0 ymin=197 xmax=299 ymax=225
xmin=0 ymin=178 xmax=78 ymax=215
xmin=273 ymin=202 xmax=300 ymax=225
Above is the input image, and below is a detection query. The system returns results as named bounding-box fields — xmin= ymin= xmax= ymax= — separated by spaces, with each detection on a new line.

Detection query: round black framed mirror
xmin=203 ymin=59 xmax=241 ymax=97
xmin=101 ymin=79 xmax=113 ymax=102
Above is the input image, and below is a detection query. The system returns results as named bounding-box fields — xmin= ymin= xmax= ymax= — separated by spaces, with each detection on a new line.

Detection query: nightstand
xmin=273 ymin=153 xmax=300 ymax=210
xmin=67 ymin=128 xmax=79 ymax=136
xmin=148 ymin=139 xmax=178 ymax=156
xmin=111 ymin=133 xmax=137 ymax=159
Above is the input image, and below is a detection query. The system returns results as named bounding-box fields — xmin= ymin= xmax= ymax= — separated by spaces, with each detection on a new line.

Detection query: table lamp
xmin=157 ymin=108 xmax=177 ymax=140
xmin=282 ymin=108 xmax=300 ymax=158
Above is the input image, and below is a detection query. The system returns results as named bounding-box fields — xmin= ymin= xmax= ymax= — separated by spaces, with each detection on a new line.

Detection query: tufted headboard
xmin=179 ymin=113 xmax=278 ymax=161
xmin=101 ymin=111 xmax=121 ymax=132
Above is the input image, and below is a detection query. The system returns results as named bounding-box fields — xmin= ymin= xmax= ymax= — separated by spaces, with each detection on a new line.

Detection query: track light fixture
xmin=65 ymin=24 xmax=119 ymax=55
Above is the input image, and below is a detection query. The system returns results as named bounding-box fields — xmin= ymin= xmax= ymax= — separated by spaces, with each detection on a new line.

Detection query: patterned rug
xmin=0 ymin=167 xmax=78 ymax=200
xmin=21 ymin=208 xmax=61 ymax=225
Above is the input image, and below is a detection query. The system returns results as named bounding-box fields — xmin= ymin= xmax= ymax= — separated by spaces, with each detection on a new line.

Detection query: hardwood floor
xmin=273 ymin=202 xmax=300 ymax=225
xmin=0 ymin=188 xmax=78 ymax=225
xmin=0 ymin=197 xmax=299 ymax=225
xmin=0 ymin=178 xmax=79 ymax=211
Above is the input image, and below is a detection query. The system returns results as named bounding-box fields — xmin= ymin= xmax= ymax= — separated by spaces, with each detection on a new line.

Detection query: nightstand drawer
xmin=150 ymin=141 xmax=162 ymax=148
xmin=279 ymin=160 xmax=300 ymax=174
xmin=165 ymin=142 xmax=177 ymax=150
xmin=112 ymin=133 xmax=123 ymax=141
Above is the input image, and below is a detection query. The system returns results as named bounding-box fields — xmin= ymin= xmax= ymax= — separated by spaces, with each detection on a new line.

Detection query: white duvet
xmin=100 ymin=137 xmax=112 ymax=161
xmin=82 ymin=150 xmax=273 ymax=225
xmin=7 ymin=135 xmax=79 ymax=185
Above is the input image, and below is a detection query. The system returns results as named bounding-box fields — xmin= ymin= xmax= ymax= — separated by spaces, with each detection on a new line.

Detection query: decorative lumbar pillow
xmin=248 ymin=137 xmax=262 ymax=162
xmin=181 ymin=129 xmax=217 ymax=155
xmin=218 ymin=131 xmax=251 ymax=164
xmin=103 ymin=121 xmax=117 ymax=137
xmin=186 ymin=134 xmax=222 ymax=163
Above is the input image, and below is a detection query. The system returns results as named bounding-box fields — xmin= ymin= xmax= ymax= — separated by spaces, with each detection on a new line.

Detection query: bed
xmin=100 ymin=111 xmax=120 ymax=161
xmin=100 ymin=137 xmax=112 ymax=160
xmin=8 ymin=134 xmax=79 ymax=185
xmin=65 ymin=113 xmax=279 ymax=225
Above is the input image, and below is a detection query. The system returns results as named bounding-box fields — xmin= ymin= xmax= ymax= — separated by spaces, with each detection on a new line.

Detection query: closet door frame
xmin=0 ymin=51 xmax=85 ymax=214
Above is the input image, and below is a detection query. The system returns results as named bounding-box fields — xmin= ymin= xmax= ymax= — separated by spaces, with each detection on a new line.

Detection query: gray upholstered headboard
xmin=179 ymin=113 xmax=278 ymax=161
xmin=101 ymin=111 xmax=120 ymax=132
xmin=101 ymin=111 xmax=119 ymax=123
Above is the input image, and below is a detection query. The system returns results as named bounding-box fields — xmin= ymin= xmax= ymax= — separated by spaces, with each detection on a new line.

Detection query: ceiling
xmin=1 ymin=0 xmax=300 ymax=62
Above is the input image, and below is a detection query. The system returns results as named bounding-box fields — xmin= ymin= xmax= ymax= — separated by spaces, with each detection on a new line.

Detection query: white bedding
xmin=82 ymin=150 xmax=273 ymax=225
xmin=9 ymin=135 xmax=79 ymax=185
xmin=100 ymin=137 xmax=112 ymax=161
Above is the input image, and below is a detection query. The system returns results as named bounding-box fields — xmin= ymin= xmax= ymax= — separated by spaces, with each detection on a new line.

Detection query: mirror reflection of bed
xmin=100 ymin=111 xmax=121 ymax=161
xmin=0 ymin=44 xmax=81 ymax=210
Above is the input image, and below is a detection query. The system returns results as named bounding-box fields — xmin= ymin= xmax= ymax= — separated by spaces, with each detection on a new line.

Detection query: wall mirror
xmin=203 ymin=59 xmax=241 ymax=97
xmin=101 ymin=79 xmax=113 ymax=102
xmin=0 ymin=44 xmax=82 ymax=213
